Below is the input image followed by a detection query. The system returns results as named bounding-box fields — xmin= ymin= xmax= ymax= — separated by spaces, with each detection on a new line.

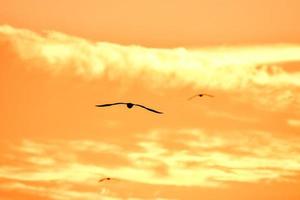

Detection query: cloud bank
xmin=1 ymin=129 xmax=300 ymax=188
xmin=1 ymin=25 xmax=300 ymax=91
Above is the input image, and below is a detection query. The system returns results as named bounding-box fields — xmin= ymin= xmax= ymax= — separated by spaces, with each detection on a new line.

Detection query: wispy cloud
xmin=0 ymin=130 xmax=300 ymax=199
xmin=1 ymin=25 xmax=300 ymax=114
xmin=0 ymin=181 xmax=105 ymax=200
xmin=1 ymin=25 xmax=300 ymax=91
xmin=1 ymin=130 xmax=300 ymax=186
xmin=287 ymin=119 xmax=300 ymax=127
xmin=133 ymin=129 xmax=300 ymax=185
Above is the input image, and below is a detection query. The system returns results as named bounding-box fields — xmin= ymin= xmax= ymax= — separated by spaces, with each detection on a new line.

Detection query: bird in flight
xmin=188 ymin=93 xmax=214 ymax=100
xmin=95 ymin=102 xmax=163 ymax=114
xmin=98 ymin=177 xmax=114 ymax=182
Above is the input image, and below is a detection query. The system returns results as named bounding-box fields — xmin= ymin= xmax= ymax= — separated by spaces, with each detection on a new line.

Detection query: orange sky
xmin=1 ymin=0 xmax=300 ymax=46
xmin=0 ymin=1 xmax=300 ymax=199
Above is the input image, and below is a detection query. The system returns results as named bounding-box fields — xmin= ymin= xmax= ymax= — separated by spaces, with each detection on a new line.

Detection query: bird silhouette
xmin=188 ymin=93 xmax=214 ymax=100
xmin=98 ymin=177 xmax=113 ymax=182
xmin=95 ymin=102 xmax=163 ymax=114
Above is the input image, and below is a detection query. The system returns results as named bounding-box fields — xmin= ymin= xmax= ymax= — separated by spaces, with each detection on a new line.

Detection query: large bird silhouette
xmin=188 ymin=93 xmax=214 ymax=100
xmin=95 ymin=102 xmax=163 ymax=114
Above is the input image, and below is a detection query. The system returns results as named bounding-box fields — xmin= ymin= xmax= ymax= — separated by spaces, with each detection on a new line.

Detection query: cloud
xmin=1 ymin=129 xmax=300 ymax=188
xmin=1 ymin=25 xmax=300 ymax=112
xmin=133 ymin=129 xmax=300 ymax=185
xmin=287 ymin=119 xmax=300 ymax=127
xmin=0 ymin=131 xmax=300 ymax=199
xmin=1 ymin=24 xmax=300 ymax=91
xmin=0 ymin=181 xmax=106 ymax=200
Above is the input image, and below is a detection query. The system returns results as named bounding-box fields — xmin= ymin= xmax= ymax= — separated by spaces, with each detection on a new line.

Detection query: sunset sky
xmin=1 ymin=0 xmax=300 ymax=199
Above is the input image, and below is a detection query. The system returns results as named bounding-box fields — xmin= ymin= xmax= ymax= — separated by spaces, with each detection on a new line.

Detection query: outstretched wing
xmin=95 ymin=102 xmax=126 ymax=107
xmin=98 ymin=178 xmax=109 ymax=182
xmin=135 ymin=104 xmax=163 ymax=114
xmin=188 ymin=93 xmax=214 ymax=100
xmin=98 ymin=177 xmax=120 ymax=182
xmin=203 ymin=93 xmax=214 ymax=97
xmin=187 ymin=94 xmax=199 ymax=100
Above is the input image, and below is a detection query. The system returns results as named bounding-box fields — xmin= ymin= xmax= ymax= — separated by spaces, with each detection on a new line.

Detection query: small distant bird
xmin=98 ymin=177 xmax=113 ymax=182
xmin=95 ymin=102 xmax=163 ymax=114
xmin=188 ymin=93 xmax=214 ymax=100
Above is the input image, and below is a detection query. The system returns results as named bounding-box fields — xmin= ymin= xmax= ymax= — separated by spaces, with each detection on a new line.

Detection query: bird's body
xmin=126 ymin=103 xmax=134 ymax=108
xmin=188 ymin=93 xmax=214 ymax=100
xmin=95 ymin=102 xmax=163 ymax=114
